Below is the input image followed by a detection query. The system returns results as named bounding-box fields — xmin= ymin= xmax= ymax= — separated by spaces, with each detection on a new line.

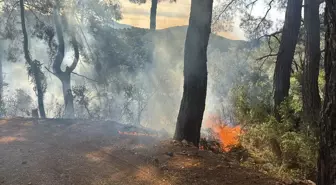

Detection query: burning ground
xmin=0 ymin=118 xmax=309 ymax=185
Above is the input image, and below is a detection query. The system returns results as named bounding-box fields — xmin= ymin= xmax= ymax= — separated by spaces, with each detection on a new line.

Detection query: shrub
xmin=231 ymin=79 xmax=317 ymax=181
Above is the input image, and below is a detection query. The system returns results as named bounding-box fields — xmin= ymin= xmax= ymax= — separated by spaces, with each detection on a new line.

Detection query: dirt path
xmin=0 ymin=118 xmax=286 ymax=185
xmin=0 ymin=118 xmax=167 ymax=185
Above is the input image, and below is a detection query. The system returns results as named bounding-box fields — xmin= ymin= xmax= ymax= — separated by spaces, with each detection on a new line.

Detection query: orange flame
xmin=203 ymin=115 xmax=242 ymax=152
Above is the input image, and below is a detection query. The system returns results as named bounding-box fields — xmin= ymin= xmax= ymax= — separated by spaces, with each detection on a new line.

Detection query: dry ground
xmin=0 ymin=118 xmax=291 ymax=185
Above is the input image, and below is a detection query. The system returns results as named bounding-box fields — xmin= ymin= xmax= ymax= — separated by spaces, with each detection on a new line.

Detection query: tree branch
xmin=256 ymin=29 xmax=280 ymax=71
xmin=25 ymin=4 xmax=43 ymax=24
xmin=44 ymin=66 xmax=57 ymax=76
xmin=71 ymin=71 xmax=98 ymax=82
xmin=5 ymin=1 xmax=20 ymax=29
xmin=45 ymin=67 xmax=98 ymax=83
xmin=66 ymin=35 xmax=79 ymax=73
xmin=258 ymin=30 xmax=282 ymax=43
xmin=212 ymin=0 xmax=236 ymax=24
xmin=256 ymin=53 xmax=278 ymax=61
xmin=246 ymin=0 xmax=258 ymax=8
xmin=255 ymin=0 xmax=275 ymax=32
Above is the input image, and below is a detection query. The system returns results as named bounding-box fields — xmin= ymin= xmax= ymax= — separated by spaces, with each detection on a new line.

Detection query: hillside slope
xmin=92 ymin=24 xmax=248 ymax=74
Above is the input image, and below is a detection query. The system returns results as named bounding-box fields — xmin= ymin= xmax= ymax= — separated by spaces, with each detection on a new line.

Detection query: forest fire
xmin=118 ymin=131 xmax=158 ymax=137
xmin=202 ymin=115 xmax=242 ymax=152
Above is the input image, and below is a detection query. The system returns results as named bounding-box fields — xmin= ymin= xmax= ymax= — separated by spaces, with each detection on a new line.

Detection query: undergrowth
xmin=230 ymin=73 xmax=319 ymax=182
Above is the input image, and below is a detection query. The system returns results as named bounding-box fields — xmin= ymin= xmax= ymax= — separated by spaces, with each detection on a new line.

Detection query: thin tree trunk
xmin=32 ymin=60 xmax=46 ymax=118
xmin=302 ymin=0 xmax=321 ymax=128
xmin=273 ymin=0 xmax=303 ymax=118
xmin=150 ymin=0 xmax=158 ymax=30
xmin=137 ymin=101 xmax=141 ymax=125
xmin=0 ymin=50 xmax=3 ymax=117
xmin=0 ymin=51 xmax=3 ymax=101
xmin=19 ymin=0 xmax=46 ymax=118
xmin=149 ymin=0 xmax=158 ymax=70
xmin=174 ymin=0 xmax=213 ymax=146
xmin=317 ymin=1 xmax=336 ymax=184
xmin=20 ymin=0 xmax=30 ymax=63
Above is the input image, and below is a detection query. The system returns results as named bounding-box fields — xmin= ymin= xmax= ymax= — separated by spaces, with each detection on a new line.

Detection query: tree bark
xmin=150 ymin=0 xmax=158 ymax=30
xmin=60 ymin=73 xmax=74 ymax=118
xmin=273 ymin=0 xmax=303 ymax=117
xmin=317 ymin=1 xmax=336 ymax=184
xmin=174 ymin=0 xmax=213 ymax=146
xmin=302 ymin=0 xmax=321 ymax=128
xmin=20 ymin=0 xmax=46 ymax=118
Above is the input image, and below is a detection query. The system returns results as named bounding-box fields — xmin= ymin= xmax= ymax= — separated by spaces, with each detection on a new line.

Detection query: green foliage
xmin=229 ymin=69 xmax=273 ymax=125
xmin=0 ymin=96 xmax=6 ymax=117
xmin=73 ymin=85 xmax=93 ymax=118
xmin=4 ymin=89 xmax=33 ymax=117
xmin=88 ymin=25 xmax=150 ymax=82
xmin=27 ymin=60 xmax=47 ymax=94
xmin=231 ymin=75 xmax=318 ymax=181
xmin=318 ymin=69 xmax=325 ymax=99
xmin=219 ymin=34 xmax=320 ymax=181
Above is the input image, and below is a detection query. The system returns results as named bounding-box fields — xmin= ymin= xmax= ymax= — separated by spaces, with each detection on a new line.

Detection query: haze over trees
xmin=0 ymin=0 xmax=335 ymax=184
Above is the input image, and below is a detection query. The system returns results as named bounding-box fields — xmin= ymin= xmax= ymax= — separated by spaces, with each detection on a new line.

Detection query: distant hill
xmin=149 ymin=26 xmax=247 ymax=53
xmin=92 ymin=24 xmax=250 ymax=73
xmin=100 ymin=22 xmax=248 ymax=57
xmin=138 ymin=26 xmax=247 ymax=66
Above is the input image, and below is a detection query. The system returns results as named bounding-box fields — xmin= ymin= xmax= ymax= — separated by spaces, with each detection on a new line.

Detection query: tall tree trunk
xmin=150 ymin=0 xmax=158 ymax=30
xmin=0 ymin=50 xmax=3 ymax=100
xmin=149 ymin=0 xmax=158 ymax=71
xmin=19 ymin=0 xmax=47 ymax=118
xmin=174 ymin=0 xmax=213 ymax=146
xmin=0 ymin=50 xmax=3 ymax=117
xmin=273 ymin=0 xmax=303 ymax=117
xmin=302 ymin=0 xmax=321 ymax=128
xmin=32 ymin=60 xmax=46 ymax=118
xmin=317 ymin=1 xmax=336 ymax=184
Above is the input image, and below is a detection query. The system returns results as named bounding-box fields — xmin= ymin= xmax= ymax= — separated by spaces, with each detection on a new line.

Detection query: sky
xmin=118 ymin=0 xmax=285 ymax=40
xmin=118 ymin=0 xmax=243 ymax=40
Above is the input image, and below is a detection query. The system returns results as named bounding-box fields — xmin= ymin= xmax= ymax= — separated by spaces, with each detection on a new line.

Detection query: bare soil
xmin=0 ymin=118 xmax=288 ymax=185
